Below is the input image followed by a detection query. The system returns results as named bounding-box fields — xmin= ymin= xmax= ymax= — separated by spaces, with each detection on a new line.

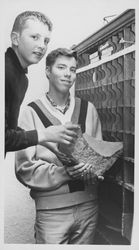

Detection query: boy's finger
xmin=65 ymin=124 xmax=80 ymax=131
xmin=97 ymin=175 xmax=104 ymax=181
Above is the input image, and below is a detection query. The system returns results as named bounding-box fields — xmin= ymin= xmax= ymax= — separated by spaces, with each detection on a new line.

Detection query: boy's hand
xmin=80 ymin=165 xmax=104 ymax=185
xmin=38 ymin=124 xmax=79 ymax=145
xmin=66 ymin=162 xmax=104 ymax=184
xmin=65 ymin=162 xmax=89 ymax=179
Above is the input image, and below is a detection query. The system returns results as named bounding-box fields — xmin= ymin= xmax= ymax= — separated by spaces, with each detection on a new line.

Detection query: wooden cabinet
xmin=73 ymin=9 xmax=135 ymax=244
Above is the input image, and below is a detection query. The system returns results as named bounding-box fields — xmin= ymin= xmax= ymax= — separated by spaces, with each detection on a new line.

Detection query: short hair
xmin=46 ymin=48 xmax=77 ymax=68
xmin=11 ymin=11 xmax=53 ymax=33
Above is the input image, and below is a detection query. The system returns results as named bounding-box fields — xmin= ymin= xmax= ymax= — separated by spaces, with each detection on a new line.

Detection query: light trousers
xmin=34 ymin=199 xmax=98 ymax=244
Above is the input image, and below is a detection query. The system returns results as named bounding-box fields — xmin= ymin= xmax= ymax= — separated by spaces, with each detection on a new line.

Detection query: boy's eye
xmin=71 ymin=68 xmax=76 ymax=73
xmin=58 ymin=66 xmax=64 ymax=69
xmin=44 ymin=38 xmax=49 ymax=45
xmin=32 ymin=35 xmax=38 ymax=40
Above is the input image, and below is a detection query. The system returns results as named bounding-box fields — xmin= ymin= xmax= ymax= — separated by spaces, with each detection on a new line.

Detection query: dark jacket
xmin=5 ymin=47 xmax=38 ymax=153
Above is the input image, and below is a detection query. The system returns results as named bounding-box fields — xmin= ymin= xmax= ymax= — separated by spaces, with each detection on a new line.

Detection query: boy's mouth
xmin=33 ymin=52 xmax=43 ymax=57
xmin=61 ymin=79 xmax=71 ymax=84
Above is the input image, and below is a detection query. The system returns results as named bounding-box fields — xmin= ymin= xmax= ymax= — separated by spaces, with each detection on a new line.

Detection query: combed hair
xmin=46 ymin=48 xmax=77 ymax=68
xmin=12 ymin=11 xmax=53 ymax=33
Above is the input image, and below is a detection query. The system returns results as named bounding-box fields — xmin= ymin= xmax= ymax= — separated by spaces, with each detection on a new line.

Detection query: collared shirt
xmin=45 ymin=92 xmax=70 ymax=114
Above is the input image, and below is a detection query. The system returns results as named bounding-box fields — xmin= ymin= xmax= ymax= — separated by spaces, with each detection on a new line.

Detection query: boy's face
xmin=47 ymin=55 xmax=77 ymax=95
xmin=13 ymin=19 xmax=51 ymax=68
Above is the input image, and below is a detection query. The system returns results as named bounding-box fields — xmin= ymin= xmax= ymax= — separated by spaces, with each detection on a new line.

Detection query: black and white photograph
xmin=0 ymin=0 xmax=139 ymax=249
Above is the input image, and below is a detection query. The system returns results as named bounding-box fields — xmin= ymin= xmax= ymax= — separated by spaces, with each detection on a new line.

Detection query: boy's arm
xmin=5 ymin=107 xmax=38 ymax=153
xmin=5 ymin=68 xmax=38 ymax=153
xmin=15 ymin=107 xmax=71 ymax=191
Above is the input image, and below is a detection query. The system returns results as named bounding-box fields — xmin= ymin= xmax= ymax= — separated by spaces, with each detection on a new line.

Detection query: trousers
xmin=34 ymin=199 xmax=98 ymax=244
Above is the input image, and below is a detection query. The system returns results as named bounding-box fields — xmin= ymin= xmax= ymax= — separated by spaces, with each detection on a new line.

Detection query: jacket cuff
xmin=26 ymin=130 xmax=38 ymax=146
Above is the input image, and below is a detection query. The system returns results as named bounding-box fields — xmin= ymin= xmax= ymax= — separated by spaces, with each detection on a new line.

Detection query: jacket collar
xmin=6 ymin=47 xmax=28 ymax=74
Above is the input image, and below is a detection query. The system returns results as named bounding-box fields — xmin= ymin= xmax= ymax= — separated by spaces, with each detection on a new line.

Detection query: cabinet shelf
xmin=74 ymin=9 xmax=135 ymax=244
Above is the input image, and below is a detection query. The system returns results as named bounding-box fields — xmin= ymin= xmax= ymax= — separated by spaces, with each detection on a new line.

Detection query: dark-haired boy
xmin=15 ymin=48 xmax=102 ymax=244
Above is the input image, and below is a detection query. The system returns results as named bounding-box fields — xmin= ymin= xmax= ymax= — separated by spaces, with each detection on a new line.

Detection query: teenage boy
xmin=5 ymin=11 xmax=78 ymax=154
xmin=15 ymin=48 xmax=102 ymax=244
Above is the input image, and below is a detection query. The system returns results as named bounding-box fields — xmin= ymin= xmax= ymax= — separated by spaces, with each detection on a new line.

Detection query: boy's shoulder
xmin=5 ymin=60 xmax=17 ymax=85
xmin=75 ymin=96 xmax=89 ymax=105
xmin=75 ymin=96 xmax=96 ymax=110
xmin=5 ymin=49 xmax=16 ymax=76
xmin=5 ymin=48 xmax=26 ymax=84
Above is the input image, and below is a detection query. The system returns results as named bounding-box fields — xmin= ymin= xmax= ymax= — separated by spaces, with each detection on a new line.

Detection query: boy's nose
xmin=38 ymin=39 xmax=47 ymax=50
xmin=65 ymin=68 xmax=71 ymax=76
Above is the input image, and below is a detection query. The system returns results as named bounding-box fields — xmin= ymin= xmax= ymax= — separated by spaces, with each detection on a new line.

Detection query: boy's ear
xmin=11 ymin=32 xmax=19 ymax=46
xmin=45 ymin=67 xmax=50 ymax=79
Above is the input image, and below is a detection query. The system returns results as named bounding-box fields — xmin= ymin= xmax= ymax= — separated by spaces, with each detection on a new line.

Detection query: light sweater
xmin=15 ymin=95 xmax=102 ymax=210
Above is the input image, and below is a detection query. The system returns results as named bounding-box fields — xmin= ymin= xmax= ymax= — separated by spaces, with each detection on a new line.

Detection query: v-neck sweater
xmin=15 ymin=95 xmax=102 ymax=209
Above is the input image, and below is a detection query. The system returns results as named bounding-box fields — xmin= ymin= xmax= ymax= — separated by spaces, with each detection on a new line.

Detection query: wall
xmin=4 ymin=153 xmax=35 ymax=244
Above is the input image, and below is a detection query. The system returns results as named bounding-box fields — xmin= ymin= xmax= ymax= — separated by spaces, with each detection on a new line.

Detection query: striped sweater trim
xmin=30 ymin=99 xmax=61 ymax=126
xmin=28 ymin=97 xmax=88 ymax=133
xmin=78 ymin=98 xmax=88 ymax=133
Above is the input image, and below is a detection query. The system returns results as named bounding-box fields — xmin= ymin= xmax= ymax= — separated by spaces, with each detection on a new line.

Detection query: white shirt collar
xmin=40 ymin=93 xmax=75 ymax=124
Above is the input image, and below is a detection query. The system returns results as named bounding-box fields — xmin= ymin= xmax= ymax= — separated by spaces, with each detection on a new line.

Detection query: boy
xmin=5 ymin=11 xmax=78 ymax=154
xmin=15 ymin=48 xmax=102 ymax=244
